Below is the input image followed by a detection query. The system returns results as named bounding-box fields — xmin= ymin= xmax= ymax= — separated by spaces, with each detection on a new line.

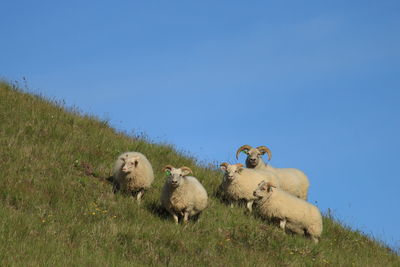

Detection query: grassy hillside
xmin=0 ymin=81 xmax=398 ymax=266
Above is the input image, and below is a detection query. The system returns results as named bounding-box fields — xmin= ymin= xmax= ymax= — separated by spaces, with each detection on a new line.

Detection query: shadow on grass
xmin=144 ymin=201 xmax=203 ymax=224
xmin=106 ymin=176 xmax=120 ymax=194
xmin=213 ymin=187 xmax=232 ymax=207
xmin=106 ymin=175 xmax=115 ymax=184
xmin=145 ymin=201 xmax=170 ymax=221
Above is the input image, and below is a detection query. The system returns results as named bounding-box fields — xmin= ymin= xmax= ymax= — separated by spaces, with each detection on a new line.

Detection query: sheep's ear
xmin=220 ymin=163 xmax=228 ymax=172
xmin=162 ymin=165 xmax=174 ymax=175
xmin=181 ymin=166 xmax=193 ymax=176
xmin=236 ymin=163 xmax=244 ymax=173
xmin=237 ymin=167 xmax=244 ymax=174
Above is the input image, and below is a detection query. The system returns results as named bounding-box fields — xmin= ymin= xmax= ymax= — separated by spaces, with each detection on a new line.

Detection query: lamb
xmin=253 ymin=181 xmax=322 ymax=243
xmin=236 ymin=145 xmax=310 ymax=200
xmin=160 ymin=165 xmax=208 ymax=224
xmin=219 ymin=162 xmax=279 ymax=212
xmin=112 ymin=151 xmax=154 ymax=202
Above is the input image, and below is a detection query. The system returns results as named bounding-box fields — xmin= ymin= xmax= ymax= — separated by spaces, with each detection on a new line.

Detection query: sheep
xmin=253 ymin=181 xmax=322 ymax=243
xmin=160 ymin=165 xmax=208 ymax=224
xmin=219 ymin=162 xmax=279 ymax=212
xmin=112 ymin=151 xmax=154 ymax=202
xmin=236 ymin=145 xmax=310 ymax=200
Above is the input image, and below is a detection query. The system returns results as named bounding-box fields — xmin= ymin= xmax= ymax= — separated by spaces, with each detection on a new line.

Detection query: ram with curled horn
xmin=235 ymin=144 xmax=310 ymax=200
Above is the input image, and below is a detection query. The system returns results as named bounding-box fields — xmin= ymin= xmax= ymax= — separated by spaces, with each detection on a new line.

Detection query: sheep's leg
xmin=312 ymin=236 xmax=319 ymax=244
xmin=246 ymin=200 xmax=254 ymax=212
xmin=183 ymin=212 xmax=189 ymax=224
xmin=112 ymin=180 xmax=120 ymax=193
xmin=230 ymin=202 xmax=234 ymax=208
xmin=279 ymin=219 xmax=287 ymax=230
xmin=136 ymin=190 xmax=143 ymax=203
xmin=172 ymin=213 xmax=179 ymax=224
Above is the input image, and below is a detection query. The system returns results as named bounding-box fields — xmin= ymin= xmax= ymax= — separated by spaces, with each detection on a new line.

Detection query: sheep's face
xmin=253 ymin=181 xmax=273 ymax=199
xmin=166 ymin=168 xmax=191 ymax=188
xmin=220 ymin=164 xmax=244 ymax=181
xmin=121 ymin=156 xmax=139 ymax=174
xmin=246 ymin=148 xmax=263 ymax=168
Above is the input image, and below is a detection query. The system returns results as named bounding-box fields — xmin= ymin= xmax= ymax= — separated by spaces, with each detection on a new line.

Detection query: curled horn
xmin=236 ymin=145 xmax=252 ymax=159
xmin=256 ymin=146 xmax=272 ymax=161
xmin=162 ymin=165 xmax=174 ymax=172
xmin=180 ymin=166 xmax=193 ymax=175
xmin=235 ymin=163 xmax=244 ymax=168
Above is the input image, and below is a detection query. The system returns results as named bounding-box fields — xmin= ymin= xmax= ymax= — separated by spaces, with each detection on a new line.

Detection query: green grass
xmin=0 ymin=80 xmax=398 ymax=266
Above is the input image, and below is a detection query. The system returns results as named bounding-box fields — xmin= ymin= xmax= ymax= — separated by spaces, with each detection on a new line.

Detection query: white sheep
xmin=219 ymin=162 xmax=279 ymax=212
xmin=160 ymin=165 xmax=208 ymax=224
xmin=236 ymin=145 xmax=310 ymax=200
xmin=253 ymin=181 xmax=322 ymax=243
xmin=112 ymin=151 xmax=154 ymax=202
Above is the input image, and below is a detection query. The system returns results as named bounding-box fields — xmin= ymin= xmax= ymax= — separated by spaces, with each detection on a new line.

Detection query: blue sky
xmin=1 ymin=1 xmax=399 ymax=250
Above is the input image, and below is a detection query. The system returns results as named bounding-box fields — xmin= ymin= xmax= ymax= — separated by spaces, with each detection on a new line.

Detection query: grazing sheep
xmin=236 ymin=145 xmax=309 ymax=200
xmin=112 ymin=152 xmax=154 ymax=202
xmin=253 ymin=181 xmax=322 ymax=243
xmin=160 ymin=165 xmax=208 ymax=224
xmin=219 ymin=162 xmax=279 ymax=212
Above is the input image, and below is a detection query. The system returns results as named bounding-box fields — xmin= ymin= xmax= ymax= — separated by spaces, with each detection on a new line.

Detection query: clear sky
xmin=1 ymin=1 xmax=399 ymax=251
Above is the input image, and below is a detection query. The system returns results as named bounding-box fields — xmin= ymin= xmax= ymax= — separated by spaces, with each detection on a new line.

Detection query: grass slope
xmin=0 ymin=81 xmax=398 ymax=266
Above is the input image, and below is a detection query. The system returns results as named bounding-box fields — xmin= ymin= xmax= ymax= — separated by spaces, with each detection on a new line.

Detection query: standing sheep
xmin=112 ymin=152 xmax=154 ymax=202
xmin=236 ymin=145 xmax=309 ymax=200
xmin=161 ymin=165 xmax=208 ymax=224
xmin=253 ymin=181 xmax=322 ymax=243
xmin=219 ymin=162 xmax=279 ymax=212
